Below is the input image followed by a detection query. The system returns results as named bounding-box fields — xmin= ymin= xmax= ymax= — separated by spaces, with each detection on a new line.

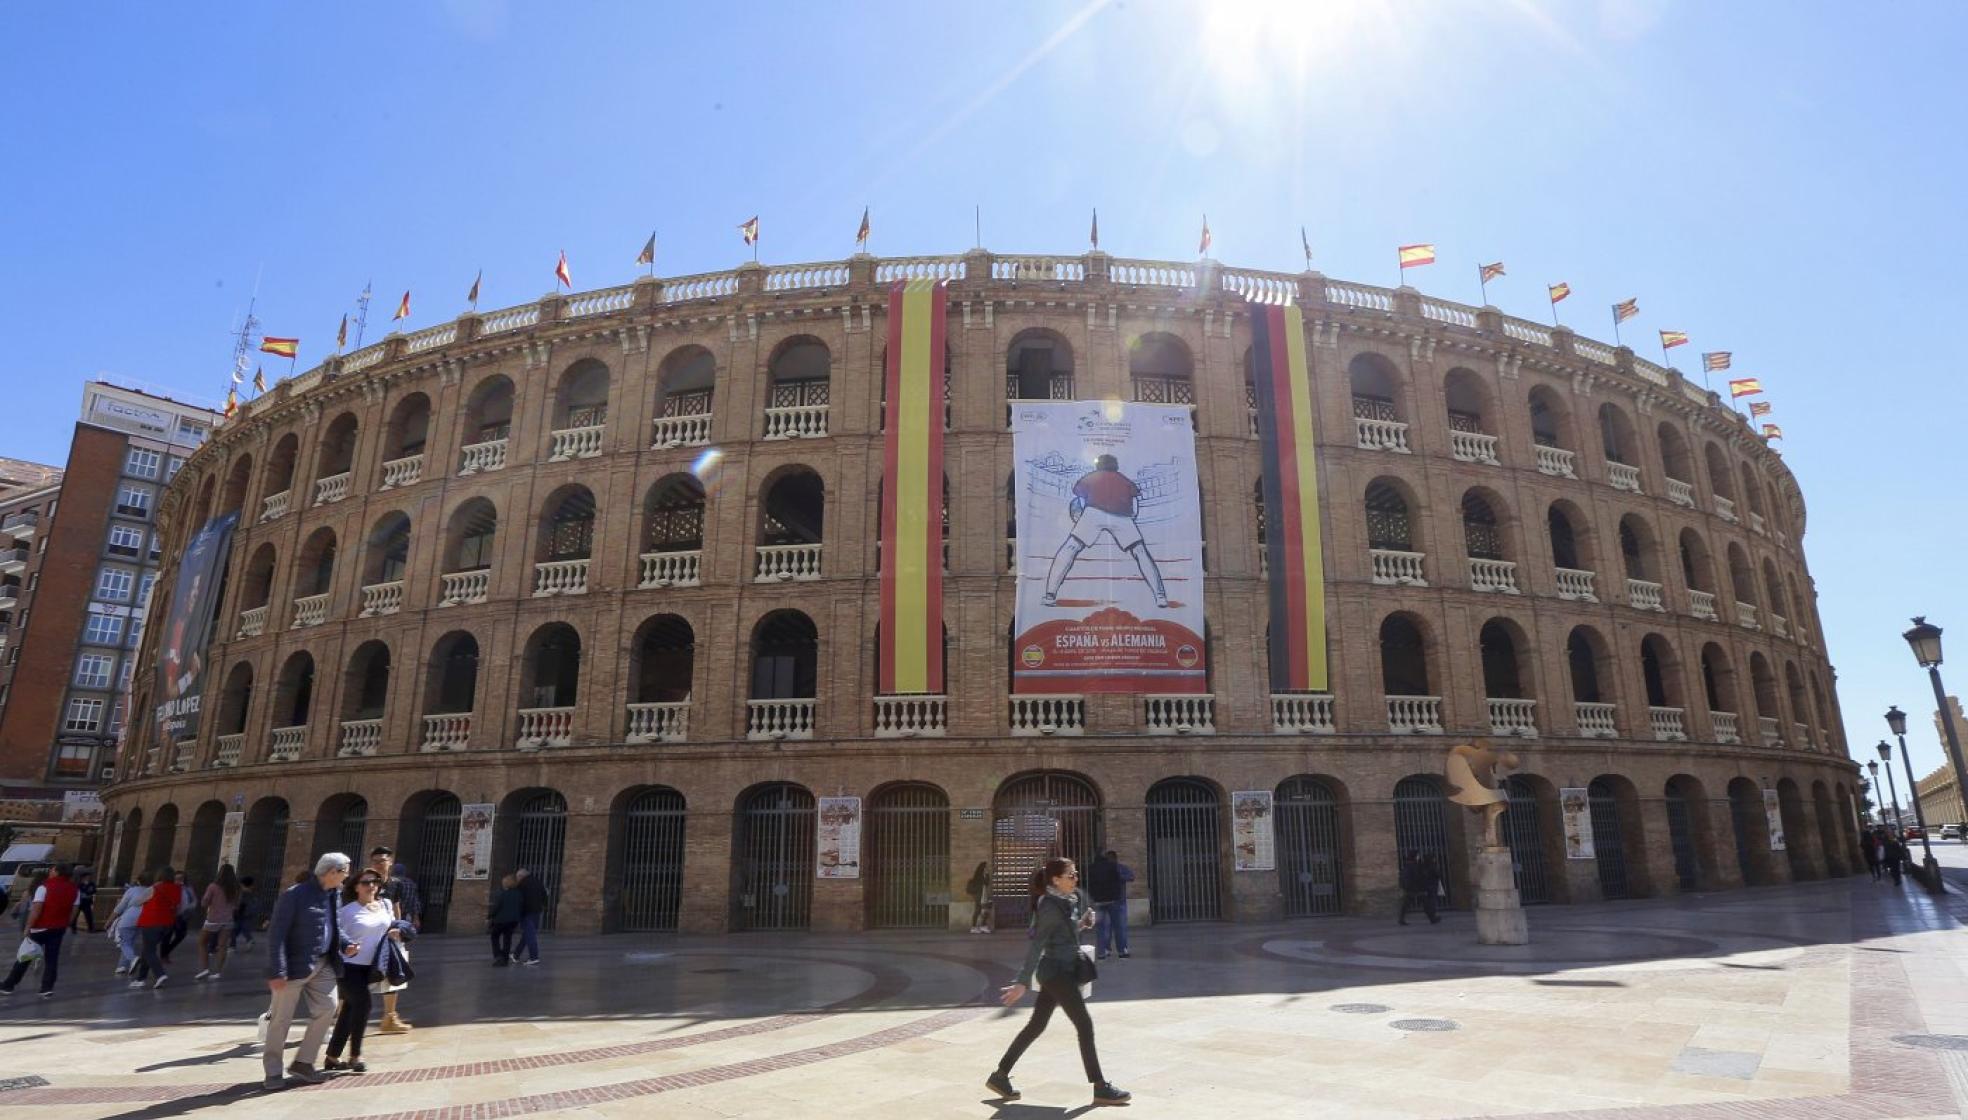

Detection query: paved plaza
xmin=6 ymin=858 xmax=1968 ymax=1119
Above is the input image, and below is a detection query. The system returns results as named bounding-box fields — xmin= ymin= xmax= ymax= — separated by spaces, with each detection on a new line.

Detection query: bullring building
xmin=104 ymin=249 xmax=1860 ymax=936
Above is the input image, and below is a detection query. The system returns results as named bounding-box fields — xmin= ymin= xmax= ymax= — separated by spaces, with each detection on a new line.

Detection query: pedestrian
xmin=1398 ymin=850 xmax=1442 ymax=925
xmin=69 ymin=867 xmax=98 ymax=933
xmin=365 ymin=847 xmax=421 ymax=1034
xmin=1885 ymin=832 xmax=1906 ymax=886
xmin=514 ymin=868 xmax=548 ymax=966
xmin=10 ymin=870 xmax=46 ymax=934
xmin=132 ymin=865 xmax=182 ymax=989
xmin=966 ymin=862 xmax=994 ymax=934
xmin=0 ymin=863 xmax=80 ymax=998
xmin=1861 ymin=831 xmax=1881 ymax=881
xmin=487 ymin=873 xmax=523 ymax=965
xmin=987 ymin=856 xmax=1130 ymax=1108
xmin=107 ymin=872 xmax=153 ymax=977
xmin=261 ymin=852 xmax=354 ymax=1090
xmin=196 ymin=864 xmax=243 ymax=981
xmin=324 ymin=868 xmax=409 ymax=1074
xmin=162 ymin=870 xmax=196 ymax=962
xmin=1086 ymin=850 xmax=1134 ymax=960
xmin=232 ymin=877 xmax=258 ymax=950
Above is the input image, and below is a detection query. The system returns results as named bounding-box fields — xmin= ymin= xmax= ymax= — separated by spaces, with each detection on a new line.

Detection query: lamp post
xmin=1882 ymin=726 xmax=1941 ymax=891
xmin=1905 ymin=616 xmax=1968 ymax=829
xmin=1870 ymin=758 xmax=1902 ymax=833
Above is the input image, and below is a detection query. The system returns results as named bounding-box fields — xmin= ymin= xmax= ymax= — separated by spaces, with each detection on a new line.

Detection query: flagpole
xmin=1611 ymin=306 xmax=1623 ymax=347
xmin=648 ymin=231 xmax=657 ymax=278
xmin=974 ymin=205 xmax=981 ymax=250
xmin=1549 ymin=297 xmax=1559 ymax=328
xmin=1478 ymin=264 xmax=1488 ymax=306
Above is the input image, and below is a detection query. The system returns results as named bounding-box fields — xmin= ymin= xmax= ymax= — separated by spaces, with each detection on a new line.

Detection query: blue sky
xmin=4 ymin=2 xmax=1964 ymax=783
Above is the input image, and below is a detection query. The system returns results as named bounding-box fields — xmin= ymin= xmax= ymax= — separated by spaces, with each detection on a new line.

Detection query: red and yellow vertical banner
xmin=1249 ymin=303 xmax=1329 ymax=692
xmin=878 ymin=279 xmax=946 ymax=693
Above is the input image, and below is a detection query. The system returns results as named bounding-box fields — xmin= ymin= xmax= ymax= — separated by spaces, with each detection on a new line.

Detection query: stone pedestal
xmin=1474 ymin=845 xmax=1530 ymax=946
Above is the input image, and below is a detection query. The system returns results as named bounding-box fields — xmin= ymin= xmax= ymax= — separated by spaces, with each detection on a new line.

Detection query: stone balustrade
xmin=290 ymin=592 xmax=329 ymax=629
xmin=1386 ymin=695 xmax=1444 ymax=734
xmin=1759 ymin=715 xmax=1782 ymax=747
xmin=532 ymin=558 xmax=590 ymax=597
xmin=639 ymin=550 xmax=702 ymax=588
xmin=269 ymin=725 xmax=307 ymax=761
xmin=236 ymin=605 xmax=268 ymax=638
xmin=1271 ymin=693 xmax=1335 ymax=734
xmin=1735 ymin=601 xmax=1759 ymax=630
xmin=1354 ymin=416 xmax=1411 ymax=453
xmin=1487 ymin=697 xmax=1538 ymax=737
xmin=1369 ymin=548 xmax=1427 ymax=587
xmin=874 ymin=694 xmax=948 ymax=737
xmin=214 ymin=733 xmax=244 ymax=768
xmin=171 ymin=739 xmax=195 ymax=773
xmin=480 ymin=304 xmax=540 ymax=334
xmin=313 ymin=471 xmax=351 ymax=506
xmin=1325 ymin=279 xmax=1392 ymax=311
xmin=1468 ymin=558 xmax=1520 ymax=594
xmin=516 ymin=706 xmax=575 ymax=747
xmin=440 ymin=569 xmax=490 ymax=606
xmin=458 ymin=438 xmax=507 ymax=475
xmin=1666 ymin=478 xmax=1695 ymax=508
xmin=625 ymin=701 xmax=690 ymax=743
xmin=994 ymin=256 xmax=1088 ymax=283
xmin=1535 ymin=445 xmax=1577 ymax=478
xmin=747 ymin=698 xmax=816 ymax=740
xmin=650 ymin=413 xmax=713 ymax=449
xmin=1715 ymin=495 xmax=1738 ymax=522
xmin=1626 ymin=578 xmax=1665 ymax=612
xmin=1449 ymin=430 xmax=1499 ymax=465
xmin=548 ymin=424 xmax=605 ymax=462
xmin=1690 ymin=590 xmax=1718 ymax=621
xmin=1793 ymin=722 xmax=1815 ymax=749
xmin=764 ymin=263 xmax=850 ymax=291
xmin=359 ymin=580 xmax=404 ymax=617
xmin=1771 ymin=613 xmax=1790 ymax=638
xmin=1010 ymin=695 xmax=1084 ymax=736
xmin=1144 ymin=694 xmax=1215 ymax=734
xmin=564 ymin=285 xmax=634 ymax=318
xmin=338 ymin=718 xmax=382 ymax=757
xmin=1710 ymin=710 xmax=1742 ymax=744
xmin=755 ymin=542 xmax=822 ymax=582
xmin=380 ymin=454 xmax=424 ymax=490
xmin=1574 ymin=702 xmax=1618 ymax=738
xmin=421 ymin=713 xmax=471 ymax=752
xmin=1648 ymin=706 xmax=1688 ymax=742
xmin=1606 ymin=461 xmax=1642 ymax=493
xmin=1554 ymin=567 xmax=1598 ymax=602
xmin=762 ymin=404 xmax=829 ymax=440
xmin=1749 ymin=511 xmax=1766 ymax=534
xmin=260 ymin=489 xmax=291 ymax=522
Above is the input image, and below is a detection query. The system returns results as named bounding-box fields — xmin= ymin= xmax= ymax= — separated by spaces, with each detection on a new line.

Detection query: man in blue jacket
xmin=261 ymin=852 xmax=353 ymax=1090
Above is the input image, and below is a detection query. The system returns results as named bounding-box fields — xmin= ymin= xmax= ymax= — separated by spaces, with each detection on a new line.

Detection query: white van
xmin=1 ymin=842 xmax=58 ymax=901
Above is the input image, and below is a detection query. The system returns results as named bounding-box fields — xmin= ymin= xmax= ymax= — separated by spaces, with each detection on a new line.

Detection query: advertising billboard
xmin=151 ymin=512 xmax=238 ymax=749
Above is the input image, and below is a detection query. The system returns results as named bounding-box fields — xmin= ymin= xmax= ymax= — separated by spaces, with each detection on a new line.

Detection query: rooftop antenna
xmin=352 ymin=279 xmax=374 ymax=350
xmin=225 ymin=266 xmax=264 ymax=394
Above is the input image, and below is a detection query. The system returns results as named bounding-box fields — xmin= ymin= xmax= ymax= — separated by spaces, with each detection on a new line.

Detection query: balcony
xmin=755 ymin=543 xmax=822 ymax=582
xmin=170 ymin=739 xmax=195 ymax=773
xmin=532 ymin=558 xmax=590 ymax=597
xmin=1368 ymin=549 xmax=1427 ymax=587
xmin=1386 ymin=695 xmax=1444 ymax=734
xmin=1690 ymin=590 xmax=1718 ymax=621
xmin=458 ymin=438 xmax=508 ymax=476
xmin=1010 ymin=695 xmax=1084 ymax=736
xmin=1574 ymin=701 xmax=1617 ymax=738
xmin=1449 ymin=430 xmax=1499 ymax=465
xmin=290 ymin=592 xmax=329 ymax=629
xmin=1714 ymin=495 xmax=1738 ymax=523
xmin=213 ymin=733 xmax=244 ymax=768
xmin=1487 ymin=697 xmax=1538 ymax=738
xmin=1666 ymin=478 xmax=1695 ymax=508
xmin=1606 ymin=461 xmax=1642 ymax=494
xmin=1554 ymin=567 xmax=1598 ymax=603
xmin=359 ymin=581 xmax=404 ymax=617
xmin=762 ymin=404 xmax=829 ymax=440
xmin=651 ymin=414 xmax=713 ymax=449
xmin=625 ymin=701 xmax=690 ymax=743
xmin=1749 ymin=511 xmax=1766 ymax=534
xmin=1648 ymin=706 xmax=1687 ymax=742
xmin=0 ymin=547 xmax=26 ymax=575
xmin=1354 ymin=417 xmax=1411 ymax=453
xmin=548 ymin=424 xmax=605 ymax=462
xmin=1468 ymin=558 xmax=1520 ymax=594
xmin=0 ymin=584 xmax=18 ymax=611
xmin=747 ymin=698 xmax=816 ymax=740
xmin=421 ymin=713 xmax=471 ymax=752
xmin=236 ymin=605 xmax=269 ymax=638
xmin=1759 ymin=715 xmax=1783 ymax=747
xmin=1626 ymin=578 xmax=1665 ymax=612
xmin=516 ymin=706 xmax=575 ymax=748
xmin=439 ymin=570 xmax=490 ymax=606
xmin=338 ymin=718 xmax=383 ymax=757
xmin=313 ymin=471 xmax=352 ymax=506
xmin=874 ymin=694 xmax=948 ymax=737
xmin=1535 ymin=446 xmax=1577 ymax=479
xmin=260 ymin=489 xmax=291 ymax=523
xmin=0 ymin=511 xmax=38 ymax=539
xmin=1271 ymin=693 xmax=1336 ymax=734
xmin=639 ymin=549 xmax=702 ymax=589
xmin=1144 ymin=694 xmax=1215 ymax=734
xmin=1734 ymin=601 xmax=1759 ymax=631
xmin=379 ymin=454 xmax=424 ymax=490
xmin=1794 ymin=722 xmax=1815 ymax=749
xmin=269 ymin=725 xmax=307 ymax=762
xmin=1770 ymin=613 xmax=1790 ymax=639
xmin=1710 ymin=710 xmax=1742 ymax=744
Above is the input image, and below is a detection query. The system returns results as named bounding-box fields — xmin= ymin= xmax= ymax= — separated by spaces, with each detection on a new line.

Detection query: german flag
xmin=877 ymin=279 xmax=947 ymax=694
xmin=1249 ymin=302 xmax=1328 ymax=693
xmin=259 ymin=337 xmax=299 ymax=359
xmin=1728 ymin=377 xmax=1763 ymax=398
xmin=1659 ymin=329 xmax=1689 ymax=349
xmin=1398 ymin=243 xmax=1435 ymax=269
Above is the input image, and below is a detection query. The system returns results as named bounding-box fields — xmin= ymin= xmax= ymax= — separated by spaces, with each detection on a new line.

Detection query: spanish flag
xmin=1613 ymin=298 xmax=1639 ymax=323
xmin=739 ymin=216 xmax=759 ymax=245
xmin=1398 ymin=243 xmax=1435 ymax=269
xmin=1659 ymin=329 xmax=1689 ymax=349
xmin=1702 ymin=351 xmax=1731 ymax=372
xmin=1249 ymin=301 xmax=1328 ymax=694
xmin=1548 ymin=282 xmax=1571 ymax=304
xmin=336 ymin=314 xmax=348 ymax=350
xmin=1748 ymin=401 xmax=1772 ymax=417
xmin=877 ymin=279 xmax=947 ymax=694
xmin=856 ymin=207 xmax=870 ymax=247
xmin=259 ymin=337 xmax=299 ymax=359
xmin=1761 ymin=423 xmax=1783 ymax=440
xmin=223 ymin=387 xmax=238 ymax=420
xmin=393 ymin=291 xmax=411 ymax=321
xmin=1728 ymin=377 xmax=1763 ymax=398
xmin=555 ymin=251 xmax=571 ymax=289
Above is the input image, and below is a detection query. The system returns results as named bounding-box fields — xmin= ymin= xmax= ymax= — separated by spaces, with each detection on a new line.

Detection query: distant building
xmin=1915 ymin=696 xmax=1968 ymax=827
xmin=0 ymin=381 xmax=220 ymax=794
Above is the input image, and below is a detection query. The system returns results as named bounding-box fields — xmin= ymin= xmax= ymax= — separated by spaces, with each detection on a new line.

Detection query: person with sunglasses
xmin=988 ymin=857 xmax=1130 ymax=1108
xmin=322 ymin=871 xmax=403 ymax=1073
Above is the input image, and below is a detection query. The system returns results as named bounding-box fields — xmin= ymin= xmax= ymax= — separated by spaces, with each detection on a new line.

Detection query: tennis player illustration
xmin=1041 ymin=454 xmax=1170 ymax=608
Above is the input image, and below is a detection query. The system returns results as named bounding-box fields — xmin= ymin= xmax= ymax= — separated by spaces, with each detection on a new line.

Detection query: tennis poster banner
xmin=1011 ymin=401 xmax=1206 ymax=694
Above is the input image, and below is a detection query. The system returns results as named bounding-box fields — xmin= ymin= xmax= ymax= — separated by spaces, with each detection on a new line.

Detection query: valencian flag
xmin=636 ymin=233 xmax=656 ymax=266
xmin=877 ymin=278 xmax=948 ymax=694
xmin=252 ymin=366 xmax=266 ymax=394
xmin=555 ymin=251 xmax=571 ymax=288
xmin=1398 ymin=243 xmax=1435 ymax=269
xmin=1548 ymin=282 xmax=1571 ymax=304
xmin=1748 ymin=401 xmax=1772 ymax=417
xmin=1249 ymin=301 xmax=1329 ymax=693
xmin=1613 ymin=298 xmax=1639 ymax=323
xmin=1703 ymin=351 xmax=1731 ymax=372
xmin=336 ymin=314 xmax=348 ymax=350
xmin=259 ymin=336 xmax=299 ymax=359
xmin=1728 ymin=377 xmax=1763 ymax=398
xmin=393 ymin=291 xmax=411 ymax=321
xmin=739 ymin=216 xmax=760 ymax=245
xmin=1659 ymin=329 xmax=1689 ymax=349
xmin=467 ymin=270 xmax=481 ymax=306
xmin=1761 ymin=423 xmax=1783 ymax=440
xmin=856 ymin=207 xmax=870 ymax=247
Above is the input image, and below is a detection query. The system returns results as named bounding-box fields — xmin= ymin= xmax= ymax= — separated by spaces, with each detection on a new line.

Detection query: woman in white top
xmin=324 ymin=871 xmax=400 ymax=1073
xmin=105 ymin=873 xmax=153 ymax=976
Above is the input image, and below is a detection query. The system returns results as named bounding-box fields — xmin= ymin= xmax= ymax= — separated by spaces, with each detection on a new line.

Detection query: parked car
xmin=1942 ymin=824 xmax=1964 ymax=841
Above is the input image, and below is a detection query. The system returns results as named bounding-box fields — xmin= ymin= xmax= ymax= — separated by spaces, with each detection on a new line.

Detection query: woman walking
xmin=131 ymin=866 xmax=180 ymax=989
xmin=487 ymin=873 xmax=523 ymax=965
xmin=107 ymin=872 xmax=153 ymax=976
xmin=324 ymin=869 xmax=404 ymax=1073
xmin=195 ymin=865 xmax=242 ymax=980
xmin=987 ymin=857 xmax=1129 ymax=1108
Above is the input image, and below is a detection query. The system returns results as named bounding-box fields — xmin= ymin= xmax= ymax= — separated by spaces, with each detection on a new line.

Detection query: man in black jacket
xmin=368 ymin=846 xmax=421 ymax=1033
xmin=261 ymin=853 xmax=352 ymax=1090
xmin=515 ymin=868 xmax=549 ymax=965
xmin=1398 ymin=851 xmax=1442 ymax=926
xmin=1085 ymin=851 xmax=1134 ymax=960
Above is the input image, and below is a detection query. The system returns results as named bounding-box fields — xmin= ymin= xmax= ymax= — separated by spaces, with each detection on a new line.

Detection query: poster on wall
xmin=1011 ymin=401 xmax=1207 ymax=694
xmin=1559 ymin=788 xmax=1595 ymax=860
xmin=107 ymin=816 xmax=125 ymax=879
xmin=456 ymin=804 xmax=495 ymax=881
xmin=816 ymin=796 xmax=863 ymax=879
xmin=62 ymin=790 xmax=104 ymax=826
xmin=219 ymin=811 xmax=245 ymax=867
xmin=1764 ymin=789 xmax=1786 ymax=850
xmin=151 ymin=512 xmax=239 ymax=751
xmin=1231 ymin=791 xmax=1276 ymax=871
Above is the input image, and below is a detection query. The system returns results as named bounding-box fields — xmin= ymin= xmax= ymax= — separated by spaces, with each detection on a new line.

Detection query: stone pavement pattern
xmin=4 ymin=866 xmax=1968 ymax=1119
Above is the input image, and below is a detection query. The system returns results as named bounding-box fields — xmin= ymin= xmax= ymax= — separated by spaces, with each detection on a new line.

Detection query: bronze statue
xmin=1446 ymin=741 xmax=1520 ymax=848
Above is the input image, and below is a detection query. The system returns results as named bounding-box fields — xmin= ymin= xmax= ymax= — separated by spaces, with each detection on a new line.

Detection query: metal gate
xmin=185 ymin=811 xmax=223 ymax=885
xmin=1275 ymin=776 xmax=1343 ymax=917
xmin=867 ymin=784 xmax=951 ymax=929
xmin=1392 ymin=777 xmax=1453 ymax=907
xmin=1500 ymin=778 xmax=1551 ymax=904
xmin=1665 ymin=786 xmax=1700 ymax=889
xmin=242 ymin=802 xmax=290 ymax=923
xmin=408 ymin=795 xmax=460 ymax=933
xmin=1586 ymin=780 xmax=1629 ymax=900
xmin=991 ymin=773 xmax=1102 ymax=927
xmin=734 ymin=783 xmax=815 ymax=931
xmin=1730 ymin=787 xmax=1760 ymax=884
xmin=618 ymin=787 xmax=686 ymax=932
xmin=317 ymin=799 xmax=367 ymax=864
xmin=1146 ymin=779 xmax=1222 ymax=922
xmin=513 ymin=791 xmax=568 ymax=931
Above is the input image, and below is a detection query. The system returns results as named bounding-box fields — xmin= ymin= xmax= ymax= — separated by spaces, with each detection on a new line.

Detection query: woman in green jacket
xmin=987 ymin=857 xmax=1130 ymax=1107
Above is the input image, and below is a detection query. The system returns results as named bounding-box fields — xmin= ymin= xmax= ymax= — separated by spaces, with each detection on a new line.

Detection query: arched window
xmin=1128 ymin=333 xmax=1194 ymax=405
xmin=1749 ymin=652 xmax=1781 ymax=741
xmin=643 ymin=474 xmax=706 ymax=554
xmin=1567 ymin=627 xmax=1614 ymax=737
xmin=342 ymin=640 xmax=391 ymax=725
xmin=1461 ymin=491 xmax=1505 ymax=561
xmin=221 ymin=454 xmax=254 ymax=516
xmin=657 ymin=345 xmax=716 ymax=418
xmin=521 ymin=623 xmax=581 ymax=709
xmin=632 ymin=615 xmax=695 ymax=705
xmin=1656 ymin=421 xmax=1693 ymax=486
xmin=314 ymin=413 xmax=359 ymax=494
xmin=1528 ymin=385 xmax=1569 ymax=449
xmin=764 ymin=338 xmax=830 ymax=440
xmin=1678 ymin=528 xmax=1715 ymax=594
xmin=539 ymin=486 xmax=596 ymax=563
xmin=1703 ymin=443 xmax=1736 ymax=507
xmin=1379 ymin=614 xmax=1429 ymax=696
xmin=757 ymin=469 xmax=824 ymax=581
xmin=1619 ymin=515 xmax=1656 ymax=582
xmin=463 ymin=375 xmax=515 ymax=451
xmin=274 ymin=651 xmax=315 ymax=729
xmin=1700 ymin=643 xmax=1739 ymax=743
xmin=218 ymin=662 xmax=254 ymax=736
xmin=382 ymin=393 xmax=431 ymax=482
xmin=1364 ymin=480 xmax=1413 ymax=551
xmin=1597 ymin=402 xmax=1637 ymax=465
xmin=424 ymin=632 xmax=480 ymax=722
xmin=1350 ymin=353 xmax=1407 ymax=451
xmin=241 ymin=543 xmax=278 ymax=616
xmin=554 ymin=359 xmax=611 ymax=431
xmin=1479 ymin=619 xmax=1527 ymax=699
xmin=296 ymin=528 xmax=337 ymax=610
xmin=1006 ymin=330 xmax=1074 ymax=401
xmin=1725 ymin=542 xmax=1757 ymax=615
xmin=443 ymin=499 xmax=497 ymax=574
xmin=264 ymin=433 xmax=299 ymax=507
xmin=1639 ymin=634 xmax=1682 ymax=713
xmin=1547 ymin=502 xmax=1585 ymax=573
xmin=750 ymin=610 xmax=818 ymax=700
xmin=362 ymin=512 xmax=411 ymax=595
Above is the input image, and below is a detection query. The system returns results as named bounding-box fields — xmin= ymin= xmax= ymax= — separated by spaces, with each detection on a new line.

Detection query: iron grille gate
xmin=1146 ymin=781 xmax=1223 ymax=923
xmin=321 ymin=800 xmax=368 ymax=865
xmin=619 ymin=788 xmax=687 ymax=933
xmin=409 ymin=795 xmax=461 ymax=933
xmin=1730 ymin=790 xmax=1759 ymax=884
xmin=735 ymin=784 xmax=815 ymax=931
xmin=514 ymin=792 xmax=569 ymax=931
xmin=1665 ymin=788 xmax=1700 ymax=890
xmin=186 ymin=815 xmax=222 ymax=885
xmin=1501 ymin=778 xmax=1551 ymax=905
xmin=867 ymin=785 xmax=951 ymax=929
xmin=1813 ymin=792 xmax=1842 ymax=876
xmin=1778 ymin=793 xmax=1809 ymax=880
xmin=243 ymin=805 xmax=290 ymax=924
xmin=1586 ymin=781 xmax=1629 ymax=900
xmin=1393 ymin=777 xmax=1454 ymax=908
xmin=1275 ymin=777 xmax=1343 ymax=917
xmin=991 ymin=773 xmax=1102 ymax=928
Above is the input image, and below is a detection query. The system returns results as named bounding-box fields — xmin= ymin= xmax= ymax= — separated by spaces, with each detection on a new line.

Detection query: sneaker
xmin=524 ymin=958 xmax=540 ymax=967
xmin=128 ymin=979 xmax=147 ymax=989
xmin=114 ymin=966 xmax=129 ymax=976
xmin=209 ymin=971 xmax=223 ymax=980
xmin=985 ymin=1071 xmax=1020 ymax=1100
xmin=262 ymin=1076 xmax=287 ymax=1092
xmin=1093 ymin=1082 xmax=1132 ymax=1106
xmin=1096 ymin=952 xmax=1110 ymax=960
xmin=286 ymin=1061 xmax=326 ymax=1084
xmin=1117 ymin=951 xmax=1130 ymax=959
xmin=194 ymin=969 xmax=210 ymax=981
xmin=38 ymin=991 xmax=54 ymax=1000
xmin=150 ymin=975 xmax=168 ymax=989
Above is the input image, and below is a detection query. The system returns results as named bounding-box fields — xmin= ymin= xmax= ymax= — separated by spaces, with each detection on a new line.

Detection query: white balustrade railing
xmin=1714 ymin=495 xmax=1738 ymax=522
xmin=1369 ymin=548 xmax=1427 ymax=586
xmin=1709 ymin=710 xmax=1741 ymax=744
xmin=359 ymin=580 xmax=404 ymax=617
xmin=1759 ymin=715 xmax=1783 ymax=747
xmin=379 ymin=454 xmax=424 ymax=490
xmin=1574 ymin=339 xmax=1617 ymax=366
xmin=1110 ymin=260 xmax=1195 ymax=287
xmin=214 ymin=733 xmax=244 ymax=768
xmin=1626 ymin=578 xmax=1665 ymax=612
xmin=755 ymin=542 xmax=822 ymax=582
xmin=421 ymin=713 xmax=471 ymax=752
xmin=1354 ymin=416 xmax=1411 ymax=452
xmin=342 ymin=345 xmax=386 ymax=373
xmin=1271 ymin=693 xmax=1336 ymax=733
xmin=171 ymin=740 xmax=195 ymax=773
xmin=1220 ymin=268 xmax=1289 ymax=302
xmin=625 ymin=701 xmax=690 ymax=743
xmin=1667 ymin=478 xmax=1695 ymax=508
xmin=1468 ymin=558 xmax=1520 ymax=594
xmin=1144 ymin=694 xmax=1215 ymax=734
xmin=747 ymin=698 xmax=816 ymax=739
xmin=1771 ymin=613 xmax=1790 ymax=639
xmin=404 ymin=323 xmax=457 ymax=353
xmin=996 ymin=256 xmax=1089 ymax=283
xmin=1502 ymin=318 xmax=1554 ymax=346
xmin=1449 ymin=429 xmax=1499 ymax=464
xmin=532 ymin=558 xmax=590 ymax=597
xmin=1535 ymin=445 xmax=1577 ymax=478
xmin=662 ymin=271 xmax=741 ymax=302
xmin=639 ymin=549 xmax=702 ymax=588
xmin=458 ymin=438 xmax=507 ymax=475
xmin=1574 ymin=702 xmax=1618 ymax=738
xmin=1554 ymin=567 xmax=1598 ymax=603
xmin=1632 ymin=357 xmax=1671 ymax=386
xmin=762 ymin=404 xmax=828 ymax=440
xmin=1749 ymin=511 xmax=1766 ymax=534
xmin=313 ymin=472 xmax=351 ymax=506
xmin=478 ymin=304 xmax=540 ymax=335
xmin=1010 ymin=695 xmax=1084 ymax=735
xmin=1420 ymin=298 xmax=1478 ymax=328
xmin=1487 ymin=697 xmax=1539 ymax=738
xmin=260 ymin=489 xmax=291 ymax=522
xmin=873 ymin=256 xmax=964 ymax=283
xmin=1325 ymin=280 xmax=1393 ymax=312
xmin=516 ymin=706 xmax=575 ymax=747
xmin=764 ymin=263 xmax=850 ymax=291
xmin=1648 ymin=706 xmax=1688 ymax=742
xmin=548 ymin=424 xmax=605 ymax=461
xmin=1606 ymin=461 xmax=1642 ymax=493
xmin=290 ymin=592 xmax=329 ymax=629
xmin=1734 ymin=601 xmax=1759 ymax=630
xmin=650 ymin=413 xmax=713 ymax=448
xmin=564 ymin=285 xmax=635 ymax=318
xmin=874 ymin=695 xmax=948 ymax=737
xmin=1690 ymin=589 xmax=1718 ymax=621
xmin=1387 ymin=695 xmax=1444 ymax=734
xmin=338 ymin=718 xmax=383 ymax=757
xmin=269 ymin=725 xmax=307 ymax=761
xmin=236 ymin=605 xmax=268 ymax=638
xmin=440 ymin=569 xmax=490 ymax=606
xmin=1794 ymin=722 xmax=1815 ymax=749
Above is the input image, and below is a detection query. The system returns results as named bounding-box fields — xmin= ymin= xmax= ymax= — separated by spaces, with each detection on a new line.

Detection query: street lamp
xmin=1883 ymin=728 xmax=1942 ymax=891
xmin=1871 ymin=755 xmax=1903 ymax=833
xmin=1905 ymin=616 xmax=1968 ymax=830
